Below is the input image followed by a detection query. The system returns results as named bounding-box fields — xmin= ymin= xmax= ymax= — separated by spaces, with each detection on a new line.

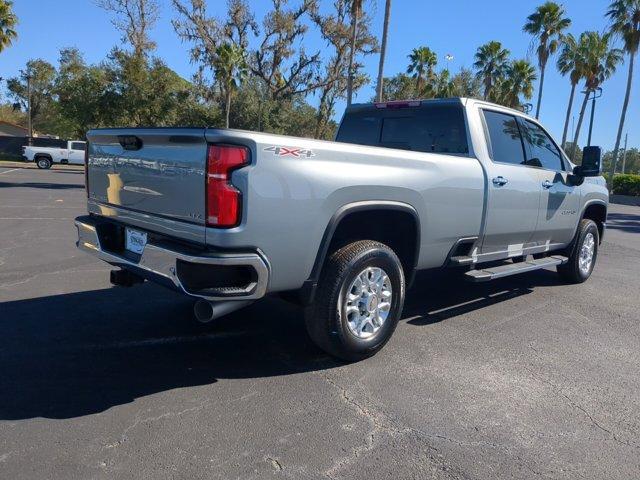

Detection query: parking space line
xmin=0 ymin=168 xmax=21 ymax=175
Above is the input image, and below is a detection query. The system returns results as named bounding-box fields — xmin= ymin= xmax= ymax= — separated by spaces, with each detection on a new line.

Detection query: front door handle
xmin=542 ymin=180 xmax=554 ymax=189
xmin=492 ymin=176 xmax=508 ymax=186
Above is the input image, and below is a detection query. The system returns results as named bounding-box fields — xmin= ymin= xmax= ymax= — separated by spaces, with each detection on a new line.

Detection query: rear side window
xmin=520 ymin=120 xmax=564 ymax=171
xmin=482 ymin=110 xmax=526 ymax=166
xmin=336 ymin=104 xmax=468 ymax=155
xmin=71 ymin=142 xmax=86 ymax=151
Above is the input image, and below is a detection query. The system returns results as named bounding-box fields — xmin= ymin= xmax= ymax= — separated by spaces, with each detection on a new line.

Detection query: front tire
xmin=305 ymin=240 xmax=405 ymax=362
xmin=36 ymin=157 xmax=52 ymax=169
xmin=557 ymin=219 xmax=599 ymax=283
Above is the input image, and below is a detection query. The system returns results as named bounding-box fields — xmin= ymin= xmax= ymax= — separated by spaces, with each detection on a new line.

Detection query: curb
xmin=0 ymin=160 xmax=83 ymax=171
xmin=610 ymin=194 xmax=640 ymax=207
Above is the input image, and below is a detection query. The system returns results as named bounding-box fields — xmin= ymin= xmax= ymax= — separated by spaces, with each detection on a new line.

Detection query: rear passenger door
xmin=68 ymin=142 xmax=86 ymax=165
xmin=479 ymin=110 xmax=541 ymax=257
xmin=519 ymin=120 xmax=580 ymax=248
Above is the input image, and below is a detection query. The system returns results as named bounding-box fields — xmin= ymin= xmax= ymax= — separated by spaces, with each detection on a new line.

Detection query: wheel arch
xmin=580 ymin=200 xmax=607 ymax=243
xmin=300 ymin=200 xmax=421 ymax=305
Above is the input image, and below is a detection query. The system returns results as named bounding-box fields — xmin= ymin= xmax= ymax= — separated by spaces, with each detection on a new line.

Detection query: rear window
xmin=336 ymin=104 xmax=469 ymax=155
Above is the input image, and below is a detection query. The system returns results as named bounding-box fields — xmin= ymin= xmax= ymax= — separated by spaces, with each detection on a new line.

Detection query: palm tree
xmin=497 ymin=59 xmax=537 ymax=108
xmin=346 ymin=0 xmax=363 ymax=106
xmin=557 ymin=33 xmax=584 ymax=146
xmin=213 ymin=43 xmax=247 ymax=128
xmin=407 ymin=46 xmax=437 ymax=95
xmin=473 ymin=41 xmax=510 ymax=100
xmin=569 ymin=32 xmax=623 ymax=161
xmin=375 ymin=0 xmax=391 ymax=102
xmin=0 ymin=0 xmax=18 ymax=53
xmin=523 ymin=1 xmax=571 ymax=118
xmin=606 ymin=0 xmax=640 ymax=185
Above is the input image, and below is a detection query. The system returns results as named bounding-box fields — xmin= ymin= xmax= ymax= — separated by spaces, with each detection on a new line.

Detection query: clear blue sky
xmin=1 ymin=0 xmax=637 ymax=150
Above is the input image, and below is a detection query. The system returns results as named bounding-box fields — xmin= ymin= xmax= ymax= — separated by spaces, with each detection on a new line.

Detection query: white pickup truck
xmin=23 ymin=140 xmax=87 ymax=169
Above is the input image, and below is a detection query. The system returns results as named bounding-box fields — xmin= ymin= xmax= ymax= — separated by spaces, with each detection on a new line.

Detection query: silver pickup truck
xmin=75 ymin=98 xmax=608 ymax=361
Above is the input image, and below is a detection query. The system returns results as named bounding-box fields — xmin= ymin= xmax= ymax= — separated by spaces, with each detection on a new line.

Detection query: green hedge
xmin=613 ymin=174 xmax=640 ymax=196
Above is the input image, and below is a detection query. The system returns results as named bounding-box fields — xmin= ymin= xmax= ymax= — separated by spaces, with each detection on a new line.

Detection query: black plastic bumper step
xmin=450 ymin=255 xmax=475 ymax=266
xmin=465 ymin=255 xmax=568 ymax=282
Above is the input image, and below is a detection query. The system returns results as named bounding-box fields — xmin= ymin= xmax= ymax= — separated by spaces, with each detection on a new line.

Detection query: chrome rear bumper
xmin=75 ymin=216 xmax=269 ymax=301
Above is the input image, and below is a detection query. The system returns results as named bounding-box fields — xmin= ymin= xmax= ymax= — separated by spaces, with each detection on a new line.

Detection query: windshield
xmin=336 ymin=103 xmax=469 ymax=155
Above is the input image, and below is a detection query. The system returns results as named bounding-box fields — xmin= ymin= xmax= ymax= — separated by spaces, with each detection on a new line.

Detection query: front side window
xmin=482 ymin=110 xmax=526 ymax=166
xmin=520 ymin=120 xmax=564 ymax=171
xmin=71 ymin=142 xmax=86 ymax=151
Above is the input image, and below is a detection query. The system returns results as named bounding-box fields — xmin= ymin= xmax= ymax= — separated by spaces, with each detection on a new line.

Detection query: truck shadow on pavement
xmin=606 ymin=212 xmax=640 ymax=234
xmin=404 ymin=269 xmax=561 ymax=325
xmin=0 ymin=270 xmax=563 ymax=420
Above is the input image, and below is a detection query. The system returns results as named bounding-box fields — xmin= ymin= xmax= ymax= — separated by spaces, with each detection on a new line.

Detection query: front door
xmin=479 ymin=109 xmax=541 ymax=257
xmin=518 ymin=119 xmax=581 ymax=248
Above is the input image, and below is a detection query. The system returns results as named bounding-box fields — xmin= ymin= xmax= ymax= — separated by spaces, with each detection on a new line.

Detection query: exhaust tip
xmin=194 ymin=299 xmax=215 ymax=323
xmin=193 ymin=299 xmax=253 ymax=324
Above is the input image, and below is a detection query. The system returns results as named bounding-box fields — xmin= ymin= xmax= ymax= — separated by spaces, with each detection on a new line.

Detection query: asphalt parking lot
xmin=1 ymin=165 xmax=639 ymax=479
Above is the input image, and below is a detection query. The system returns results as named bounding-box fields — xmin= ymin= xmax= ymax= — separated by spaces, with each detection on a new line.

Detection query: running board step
xmin=465 ymin=255 xmax=568 ymax=282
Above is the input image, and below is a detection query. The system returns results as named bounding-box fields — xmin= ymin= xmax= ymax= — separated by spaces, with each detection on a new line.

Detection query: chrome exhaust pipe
xmin=193 ymin=299 xmax=252 ymax=323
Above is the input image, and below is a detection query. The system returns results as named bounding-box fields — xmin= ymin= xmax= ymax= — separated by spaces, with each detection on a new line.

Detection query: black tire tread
xmin=557 ymin=219 xmax=599 ymax=284
xmin=305 ymin=240 xmax=404 ymax=361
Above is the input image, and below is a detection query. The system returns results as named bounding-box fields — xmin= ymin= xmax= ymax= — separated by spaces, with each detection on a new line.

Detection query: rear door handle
xmin=542 ymin=180 xmax=554 ymax=189
xmin=492 ymin=176 xmax=508 ymax=186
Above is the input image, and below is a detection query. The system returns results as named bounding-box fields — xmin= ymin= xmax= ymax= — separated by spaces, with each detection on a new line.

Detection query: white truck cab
xmin=23 ymin=141 xmax=87 ymax=169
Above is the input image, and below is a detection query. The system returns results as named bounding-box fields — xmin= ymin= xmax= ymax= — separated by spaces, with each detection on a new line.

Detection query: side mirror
xmin=574 ymin=146 xmax=602 ymax=177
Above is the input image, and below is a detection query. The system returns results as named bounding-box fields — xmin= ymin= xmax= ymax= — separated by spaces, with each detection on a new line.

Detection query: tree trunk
xmin=561 ymin=82 xmax=576 ymax=147
xmin=375 ymin=0 xmax=391 ymax=103
xmin=535 ymin=61 xmax=546 ymax=119
xmin=225 ymin=90 xmax=231 ymax=129
xmin=315 ymin=89 xmax=329 ymax=139
xmin=346 ymin=13 xmax=359 ymax=106
xmin=570 ymin=89 xmax=591 ymax=162
xmin=608 ymin=51 xmax=635 ymax=190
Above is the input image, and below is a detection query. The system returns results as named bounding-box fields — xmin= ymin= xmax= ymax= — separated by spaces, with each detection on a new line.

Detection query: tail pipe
xmin=193 ymin=299 xmax=253 ymax=323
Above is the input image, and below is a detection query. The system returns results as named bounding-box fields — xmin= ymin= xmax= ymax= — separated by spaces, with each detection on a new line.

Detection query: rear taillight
xmin=206 ymin=144 xmax=249 ymax=228
xmin=84 ymin=143 xmax=89 ymax=197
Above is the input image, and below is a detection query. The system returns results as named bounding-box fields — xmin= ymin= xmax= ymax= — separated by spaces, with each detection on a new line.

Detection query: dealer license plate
xmin=125 ymin=228 xmax=147 ymax=254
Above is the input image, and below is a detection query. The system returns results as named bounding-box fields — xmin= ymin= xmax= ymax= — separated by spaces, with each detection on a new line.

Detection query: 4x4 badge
xmin=263 ymin=146 xmax=315 ymax=158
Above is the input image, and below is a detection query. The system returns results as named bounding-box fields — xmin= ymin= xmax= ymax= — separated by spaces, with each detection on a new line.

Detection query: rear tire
xmin=305 ymin=240 xmax=405 ymax=362
xmin=557 ymin=219 xmax=599 ymax=284
xmin=36 ymin=156 xmax=52 ymax=169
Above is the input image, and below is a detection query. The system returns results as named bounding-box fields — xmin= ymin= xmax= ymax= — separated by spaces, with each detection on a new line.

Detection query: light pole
xmin=26 ymin=74 xmax=33 ymax=140
xmin=583 ymin=87 xmax=602 ymax=147
xmin=622 ymin=132 xmax=628 ymax=174
xmin=444 ymin=54 xmax=454 ymax=72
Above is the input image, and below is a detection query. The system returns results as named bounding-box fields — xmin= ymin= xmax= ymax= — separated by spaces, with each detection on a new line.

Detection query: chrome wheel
xmin=579 ymin=232 xmax=595 ymax=275
xmin=343 ymin=267 xmax=392 ymax=339
xmin=37 ymin=158 xmax=49 ymax=169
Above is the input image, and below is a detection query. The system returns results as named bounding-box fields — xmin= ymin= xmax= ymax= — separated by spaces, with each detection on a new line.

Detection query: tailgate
xmin=86 ymin=128 xmax=207 ymax=228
